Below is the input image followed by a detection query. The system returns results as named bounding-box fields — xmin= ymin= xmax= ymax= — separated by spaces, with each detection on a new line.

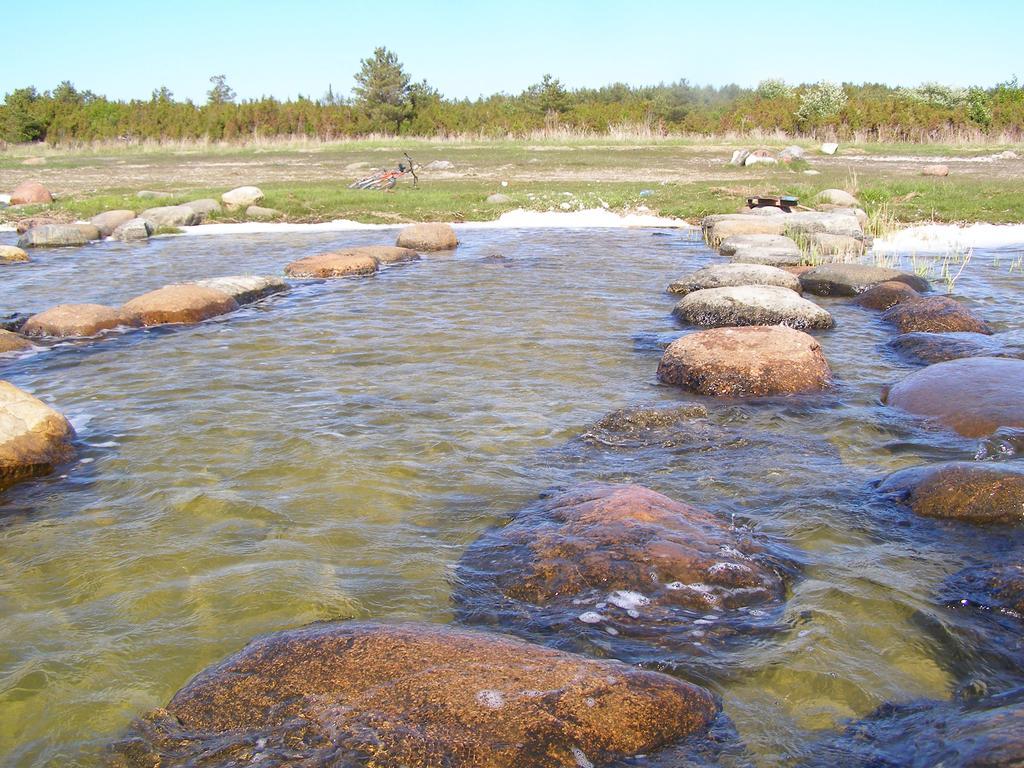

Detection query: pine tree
xmin=352 ymin=47 xmax=413 ymax=133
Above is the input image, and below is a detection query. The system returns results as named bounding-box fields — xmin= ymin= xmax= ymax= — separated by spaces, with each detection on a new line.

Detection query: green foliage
xmin=527 ymin=74 xmax=569 ymax=115
xmin=756 ymin=79 xmax=793 ymax=100
xmin=353 ymin=47 xmax=414 ymax=133
xmin=206 ymin=75 xmax=236 ymax=106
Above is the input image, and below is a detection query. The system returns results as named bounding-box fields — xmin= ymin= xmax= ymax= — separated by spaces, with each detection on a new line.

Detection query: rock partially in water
xmin=804 ymin=232 xmax=863 ymax=256
xmin=590 ymin=404 xmax=710 ymax=443
xmin=668 ymin=263 xmax=801 ymax=295
xmin=800 ymin=688 xmax=1024 ymax=768
xmin=455 ymin=483 xmax=797 ymax=670
xmin=659 ymin=326 xmax=831 ymax=397
xmin=122 ymin=284 xmax=239 ymax=326
xmin=877 ymin=461 xmax=1024 ymax=525
xmin=111 ymin=218 xmax=153 ymax=242
xmin=783 ymin=211 xmax=865 ymax=240
xmin=888 ymin=330 xmax=1024 ymax=365
xmin=141 ymin=205 xmax=201 ymax=228
xmin=21 ymin=304 xmax=139 ymax=338
xmin=73 ymin=223 xmax=102 ymax=242
xmin=0 ymin=380 xmax=76 ymax=489
xmin=108 ymin=620 xmax=719 ymax=768
xmin=89 ymin=210 xmax=136 ymax=238
xmin=285 ymin=251 xmax=380 ymax=278
xmin=221 ymin=185 xmax=264 ymax=211
xmin=853 ymin=281 xmax=921 ymax=311
xmin=136 ymin=190 xmax=174 ymax=200
xmin=947 ymin=563 xmax=1024 ymax=619
xmin=673 ymin=286 xmax=834 ymax=330
xmin=0 ymin=329 xmax=32 ymax=353
xmin=15 ymin=217 xmax=59 ymax=234
xmin=881 ymin=296 xmax=992 ymax=335
xmin=719 ymin=234 xmax=800 ymax=260
xmin=18 ymin=224 xmax=91 ymax=248
xmin=486 ymin=193 xmax=512 ymax=204
xmin=883 ymin=357 xmax=1024 ymax=438
xmin=193 ymin=276 xmax=288 ymax=305
xmin=0 ymin=245 xmax=29 ymax=264
xmin=703 ymin=216 xmax=786 ymax=247
xmin=800 ymin=264 xmax=930 ymax=296
xmin=10 ymin=180 xmax=52 ymax=205
xmin=396 ymin=222 xmax=458 ymax=251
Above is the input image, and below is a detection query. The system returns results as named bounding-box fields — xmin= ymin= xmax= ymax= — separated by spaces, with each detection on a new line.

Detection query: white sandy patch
xmin=874 ymin=223 xmax=1024 ymax=252
xmin=845 ymin=151 xmax=1018 ymax=164
xmin=175 ymin=208 xmax=687 ymax=237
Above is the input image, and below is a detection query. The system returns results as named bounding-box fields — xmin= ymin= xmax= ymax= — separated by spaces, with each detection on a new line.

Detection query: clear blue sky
xmin=5 ymin=0 xmax=1021 ymax=102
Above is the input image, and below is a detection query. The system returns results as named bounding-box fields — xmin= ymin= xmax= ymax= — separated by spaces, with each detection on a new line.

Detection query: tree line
xmin=2 ymin=48 xmax=1022 ymax=145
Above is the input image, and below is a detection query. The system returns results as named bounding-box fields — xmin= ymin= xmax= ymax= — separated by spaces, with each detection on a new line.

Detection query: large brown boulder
xmin=658 ymin=325 xmax=832 ymax=397
xmin=122 ymin=284 xmax=239 ymax=326
xmin=0 ymin=330 xmax=32 ymax=353
xmin=395 ymin=222 xmax=458 ymax=251
xmin=853 ymin=281 xmax=921 ymax=310
xmin=673 ymin=285 xmax=834 ymax=330
xmin=10 ymin=181 xmax=53 ymax=205
xmin=799 ymin=263 xmax=930 ymax=296
xmin=880 ymin=295 xmax=992 ymax=334
xmin=455 ymin=484 xmax=797 ymax=667
xmin=0 ymin=245 xmax=29 ymax=264
xmin=0 ymin=381 xmax=76 ymax=489
xmin=21 ymin=304 xmax=138 ymax=338
xmin=89 ymin=210 xmax=136 ymax=237
xmin=878 ymin=462 xmax=1024 ymax=524
xmin=110 ymin=620 xmax=718 ymax=768
xmin=883 ymin=357 xmax=1024 ymax=438
xmin=284 ymin=250 xmax=380 ymax=278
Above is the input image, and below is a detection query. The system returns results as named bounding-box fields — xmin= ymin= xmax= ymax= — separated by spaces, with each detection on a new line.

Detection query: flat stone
xmin=184 ymin=199 xmax=221 ymax=215
xmin=0 ymin=330 xmax=32 ymax=353
xmin=805 ymin=232 xmax=863 ymax=256
xmin=0 ymin=245 xmax=29 ymax=263
xmin=704 ymin=216 xmax=786 ymax=246
xmin=888 ymin=330 xmax=1024 ymax=365
xmin=285 ymin=251 xmax=380 ymax=278
xmin=853 ymin=281 xmax=921 ymax=310
xmin=673 ymin=285 xmax=834 ymax=330
xmin=141 ymin=205 xmax=201 ymax=228
xmin=221 ymin=185 xmax=264 ymax=210
xmin=396 ymin=222 xmax=458 ymax=251
xmin=245 ymin=205 xmax=280 ymax=219
xmin=659 ymin=325 xmax=832 ymax=397
xmin=89 ymin=210 xmax=136 ymax=237
xmin=122 ymin=284 xmax=239 ymax=326
xmin=18 ymin=224 xmax=91 ymax=248
xmin=21 ymin=304 xmax=139 ymax=338
xmin=878 ymin=461 xmax=1024 ymax=525
xmin=817 ymin=189 xmax=859 ymax=207
xmin=800 ymin=263 xmax=930 ymax=296
xmin=345 ymin=245 xmax=420 ymax=265
xmin=783 ymin=211 xmax=865 ymax=240
xmin=883 ymin=357 xmax=1024 ymax=438
xmin=110 ymin=619 xmax=718 ymax=768
xmin=10 ymin=181 xmax=52 ymax=205
xmin=0 ymin=380 xmax=76 ymax=489
xmin=111 ymin=218 xmax=153 ymax=242
xmin=668 ymin=263 xmax=801 ymax=295
xmin=194 ymin=276 xmax=288 ymax=304
xmin=881 ymin=296 xmax=992 ymax=334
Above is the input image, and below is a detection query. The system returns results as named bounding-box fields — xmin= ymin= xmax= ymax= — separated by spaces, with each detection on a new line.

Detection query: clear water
xmin=1 ymin=227 xmax=1022 ymax=766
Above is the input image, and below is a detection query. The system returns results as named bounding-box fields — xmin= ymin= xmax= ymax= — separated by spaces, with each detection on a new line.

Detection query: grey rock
xmin=485 ymin=193 xmax=512 ymax=204
xmin=221 ymin=186 xmax=264 ymax=210
xmin=89 ymin=210 xmax=136 ymax=237
xmin=669 ymin=263 xmax=802 ymax=295
xmin=111 ymin=218 xmax=154 ymax=242
xmin=817 ymin=189 xmax=859 ymax=207
xmin=784 ymin=211 xmax=865 ymax=240
xmin=17 ymin=224 xmax=91 ymax=248
xmin=720 ymin=234 xmax=802 ymax=266
xmin=424 ymin=160 xmax=454 ymax=170
xmin=136 ymin=190 xmax=174 ymax=199
xmin=245 ymin=205 xmax=281 ymax=219
xmin=194 ymin=275 xmax=288 ymax=305
xmin=799 ymin=263 xmax=930 ymax=296
xmin=673 ymin=285 xmax=834 ymax=330
xmin=141 ymin=205 xmax=201 ymax=228
xmin=185 ymin=198 xmax=222 ymax=215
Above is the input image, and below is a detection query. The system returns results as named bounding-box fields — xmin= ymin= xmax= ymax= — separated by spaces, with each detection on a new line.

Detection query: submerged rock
xmin=21 ymin=304 xmax=139 ymax=338
xmin=721 ymin=233 xmax=803 ymax=266
xmin=89 ymin=210 xmax=136 ymax=238
xmin=659 ymin=326 xmax=832 ymax=397
xmin=10 ymin=180 xmax=52 ymax=205
xmin=669 ymin=263 xmax=801 ymax=295
xmin=877 ymin=461 xmax=1024 ymax=525
xmin=346 ymin=245 xmax=420 ymax=265
xmin=221 ymin=185 xmax=264 ymax=210
xmin=455 ymin=483 xmax=797 ymax=669
xmin=801 ymin=688 xmax=1024 ymax=768
xmin=673 ymin=285 xmax=834 ymax=330
xmin=853 ymin=281 xmax=921 ymax=311
xmin=109 ymin=620 xmax=718 ymax=768
xmin=194 ymin=276 xmax=288 ymax=305
xmin=0 ymin=329 xmax=32 ymax=353
xmin=881 ymin=296 xmax=992 ymax=335
xmin=285 ymin=251 xmax=380 ymax=278
xmin=18 ymin=224 xmax=91 ymax=248
xmin=395 ymin=222 xmax=458 ymax=251
xmin=888 ymin=330 xmax=1024 ymax=365
xmin=947 ymin=563 xmax=1024 ymax=619
xmin=0 ymin=245 xmax=29 ymax=264
xmin=122 ymin=284 xmax=239 ymax=326
xmin=800 ymin=264 xmax=930 ymax=296
xmin=883 ymin=357 xmax=1024 ymax=438
xmin=0 ymin=380 xmax=76 ymax=489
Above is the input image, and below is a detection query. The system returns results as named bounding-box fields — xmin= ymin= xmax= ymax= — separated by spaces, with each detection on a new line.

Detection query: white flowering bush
xmin=796 ymin=81 xmax=848 ymax=122
xmin=756 ymin=79 xmax=794 ymax=100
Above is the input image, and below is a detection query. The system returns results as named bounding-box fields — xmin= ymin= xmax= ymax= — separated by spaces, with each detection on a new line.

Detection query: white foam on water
xmin=606 ymin=590 xmax=650 ymax=612
xmin=874 ymin=223 xmax=1024 ymax=252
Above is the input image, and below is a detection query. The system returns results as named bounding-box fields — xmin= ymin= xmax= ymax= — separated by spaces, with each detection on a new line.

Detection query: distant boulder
xmin=820 ymin=142 xmax=839 ymax=155
xmin=396 ymin=222 xmax=458 ymax=251
xmin=184 ymin=199 xmax=221 ymax=215
xmin=10 ymin=181 xmax=53 ymax=205
xmin=111 ymin=218 xmax=154 ymax=242
xmin=922 ymin=164 xmax=950 ymax=177
xmin=485 ymin=193 xmax=512 ymax=204
xmin=221 ymin=186 xmax=264 ymax=210
xmin=136 ymin=190 xmax=175 ymax=199
xmin=817 ymin=189 xmax=859 ymax=207
xmin=141 ymin=205 xmax=200 ymax=228
xmin=89 ymin=210 xmax=136 ymax=238
xmin=245 ymin=205 xmax=281 ymax=219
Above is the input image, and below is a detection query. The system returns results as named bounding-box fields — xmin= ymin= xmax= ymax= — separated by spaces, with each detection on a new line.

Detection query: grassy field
xmin=2 ymin=136 xmax=1022 ymax=226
